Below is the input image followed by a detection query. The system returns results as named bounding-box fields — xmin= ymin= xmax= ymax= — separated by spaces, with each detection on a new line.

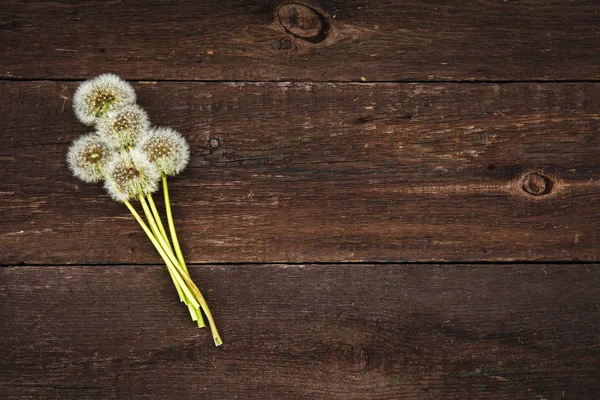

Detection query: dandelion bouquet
xmin=67 ymin=74 xmax=222 ymax=346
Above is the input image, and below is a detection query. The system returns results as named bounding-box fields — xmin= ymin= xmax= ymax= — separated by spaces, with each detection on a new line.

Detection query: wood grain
xmin=2 ymin=1 xmax=598 ymax=398
xmin=1 ymin=0 xmax=600 ymax=81
xmin=2 ymin=81 xmax=600 ymax=264
xmin=1 ymin=264 xmax=598 ymax=400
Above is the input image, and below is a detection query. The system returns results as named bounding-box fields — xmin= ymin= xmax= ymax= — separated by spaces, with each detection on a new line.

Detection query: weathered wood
xmin=2 ymin=81 xmax=600 ymax=264
xmin=2 ymin=1 xmax=597 ymax=398
xmin=1 ymin=0 xmax=600 ymax=81
xmin=1 ymin=264 xmax=598 ymax=399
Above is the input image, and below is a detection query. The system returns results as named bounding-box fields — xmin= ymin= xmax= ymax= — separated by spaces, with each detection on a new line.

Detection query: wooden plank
xmin=1 ymin=264 xmax=598 ymax=399
xmin=2 ymin=81 xmax=600 ymax=264
xmin=1 ymin=1 xmax=600 ymax=81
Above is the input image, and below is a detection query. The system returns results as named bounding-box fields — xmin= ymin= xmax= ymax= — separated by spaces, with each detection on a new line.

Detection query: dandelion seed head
xmin=67 ymin=134 xmax=113 ymax=183
xmin=104 ymin=149 xmax=160 ymax=202
xmin=137 ymin=127 xmax=190 ymax=176
xmin=73 ymin=74 xmax=136 ymax=125
xmin=98 ymin=104 xmax=149 ymax=148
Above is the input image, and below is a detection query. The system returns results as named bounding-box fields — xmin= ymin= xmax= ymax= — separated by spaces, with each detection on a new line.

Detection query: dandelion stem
xmin=145 ymin=195 xmax=197 ymax=314
xmin=190 ymin=280 xmax=223 ymax=347
xmin=139 ymin=195 xmax=182 ymax=272
xmin=162 ymin=174 xmax=188 ymax=272
xmin=161 ymin=175 xmax=207 ymax=329
xmin=147 ymin=193 xmax=172 ymax=253
xmin=139 ymin=195 xmax=207 ymax=329
xmin=162 ymin=176 xmax=222 ymax=346
xmin=141 ymin=195 xmax=184 ymax=302
xmin=124 ymin=200 xmax=200 ymax=310
xmin=147 ymin=194 xmax=205 ymax=327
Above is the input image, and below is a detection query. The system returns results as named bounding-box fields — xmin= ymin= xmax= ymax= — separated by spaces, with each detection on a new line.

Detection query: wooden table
xmin=1 ymin=1 xmax=599 ymax=399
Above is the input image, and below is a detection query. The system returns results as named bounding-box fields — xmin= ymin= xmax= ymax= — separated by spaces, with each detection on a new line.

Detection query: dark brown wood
xmin=2 ymin=81 xmax=600 ymax=264
xmin=1 ymin=0 xmax=600 ymax=81
xmin=1 ymin=264 xmax=598 ymax=399
xmin=2 ymin=1 xmax=598 ymax=398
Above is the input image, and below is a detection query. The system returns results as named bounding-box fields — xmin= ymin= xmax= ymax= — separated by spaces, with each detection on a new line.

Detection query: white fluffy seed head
xmin=136 ymin=127 xmax=190 ymax=176
xmin=73 ymin=74 xmax=136 ymax=125
xmin=97 ymin=104 xmax=150 ymax=148
xmin=67 ymin=134 xmax=114 ymax=183
xmin=103 ymin=149 xmax=160 ymax=202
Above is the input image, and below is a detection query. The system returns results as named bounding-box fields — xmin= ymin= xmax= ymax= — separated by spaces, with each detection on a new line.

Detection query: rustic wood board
xmin=2 ymin=81 xmax=600 ymax=264
xmin=2 ymin=1 xmax=599 ymax=398
xmin=2 ymin=0 xmax=600 ymax=81
xmin=1 ymin=264 xmax=598 ymax=399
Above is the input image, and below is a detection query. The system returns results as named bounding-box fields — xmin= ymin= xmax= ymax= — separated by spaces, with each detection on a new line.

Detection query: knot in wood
xmin=328 ymin=343 xmax=372 ymax=372
xmin=278 ymin=3 xmax=327 ymax=42
xmin=522 ymin=173 xmax=552 ymax=196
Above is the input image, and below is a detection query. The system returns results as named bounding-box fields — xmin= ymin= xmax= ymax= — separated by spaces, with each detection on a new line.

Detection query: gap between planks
xmin=2 ymin=260 xmax=600 ymax=268
xmin=2 ymin=78 xmax=600 ymax=84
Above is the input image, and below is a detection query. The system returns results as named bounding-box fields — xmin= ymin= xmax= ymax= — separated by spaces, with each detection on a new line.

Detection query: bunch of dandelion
xmin=67 ymin=74 xmax=222 ymax=346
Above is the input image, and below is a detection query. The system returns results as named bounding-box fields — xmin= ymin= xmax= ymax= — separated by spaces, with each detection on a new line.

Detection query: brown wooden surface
xmin=2 ymin=1 xmax=599 ymax=399
xmin=1 ymin=0 xmax=600 ymax=81
xmin=1 ymin=264 xmax=599 ymax=400
xmin=2 ymin=81 xmax=600 ymax=264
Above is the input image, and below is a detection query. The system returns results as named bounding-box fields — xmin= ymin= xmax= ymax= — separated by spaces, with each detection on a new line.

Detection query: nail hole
xmin=208 ymin=137 xmax=220 ymax=149
xmin=273 ymin=37 xmax=294 ymax=51
xmin=522 ymin=173 xmax=552 ymax=196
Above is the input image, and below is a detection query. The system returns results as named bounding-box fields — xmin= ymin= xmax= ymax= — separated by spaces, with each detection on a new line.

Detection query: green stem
xmin=162 ymin=176 xmax=222 ymax=346
xmin=124 ymin=200 xmax=200 ymax=310
xmin=147 ymin=193 xmax=173 ymax=253
xmin=139 ymin=195 xmax=183 ymax=273
xmin=162 ymin=174 xmax=187 ymax=273
xmin=141 ymin=195 xmax=184 ymax=303
xmin=140 ymin=195 xmax=206 ymax=328
xmin=147 ymin=196 xmax=201 ymax=322
xmin=191 ymin=282 xmax=223 ymax=347
xmin=162 ymin=175 xmax=206 ymax=329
